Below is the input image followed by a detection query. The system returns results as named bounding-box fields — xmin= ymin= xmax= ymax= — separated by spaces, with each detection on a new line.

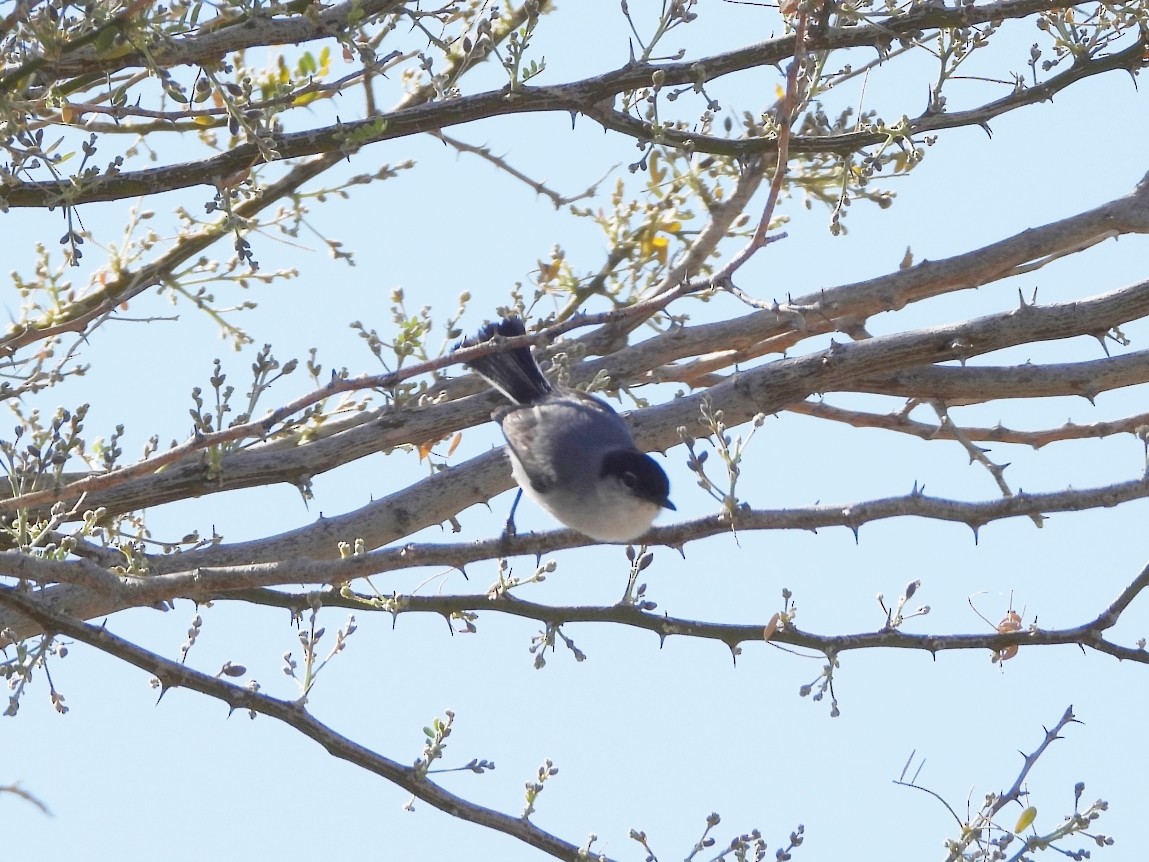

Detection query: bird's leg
xmin=500 ymin=489 xmax=523 ymax=542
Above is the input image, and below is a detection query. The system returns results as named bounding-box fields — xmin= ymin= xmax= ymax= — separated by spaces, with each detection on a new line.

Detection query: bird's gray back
xmin=497 ymin=393 xmax=636 ymax=494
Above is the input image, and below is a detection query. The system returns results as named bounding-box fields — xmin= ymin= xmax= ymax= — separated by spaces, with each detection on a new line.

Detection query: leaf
xmin=291 ymin=91 xmax=324 ymax=107
xmin=763 ymin=612 xmax=781 ymax=641
xmin=648 ymin=149 xmax=665 ymax=184
xmin=1014 ymin=806 xmax=1037 ymax=833
xmin=93 ymin=26 xmax=119 ymax=57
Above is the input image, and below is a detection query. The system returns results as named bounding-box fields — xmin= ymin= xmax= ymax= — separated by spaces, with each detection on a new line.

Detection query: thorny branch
xmin=3 ymin=0 xmax=1144 ymax=207
xmin=5 ymin=478 xmax=1149 ymax=641
xmin=0 ymin=583 xmax=620 ymax=862
xmin=787 ymin=399 xmax=1149 ymax=449
xmin=222 ymin=562 xmax=1149 ymax=665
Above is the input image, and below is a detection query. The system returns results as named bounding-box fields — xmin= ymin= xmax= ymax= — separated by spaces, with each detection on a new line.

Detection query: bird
xmin=456 ymin=316 xmax=674 ymax=542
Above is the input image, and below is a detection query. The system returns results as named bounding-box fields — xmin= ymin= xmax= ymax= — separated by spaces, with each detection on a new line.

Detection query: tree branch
xmin=787 ymin=399 xmax=1149 ymax=448
xmin=0 ymin=584 xmax=616 ymax=862
xmin=5 ymin=473 xmax=1149 ymax=640
xmin=4 ymin=0 xmax=1138 ymax=208
xmin=5 ymin=273 xmax=1149 ymax=531
xmin=0 ymin=0 xmax=405 ymax=91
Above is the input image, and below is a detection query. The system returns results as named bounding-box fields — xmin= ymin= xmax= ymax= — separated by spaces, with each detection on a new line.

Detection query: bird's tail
xmin=456 ymin=316 xmax=553 ymax=405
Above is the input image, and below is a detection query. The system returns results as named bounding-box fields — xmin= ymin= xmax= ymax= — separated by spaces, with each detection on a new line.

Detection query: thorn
xmin=978 ymin=121 xmax=993 ymax=138
xmin=850 ymin=525 xmax=860 ymax=544
xmin=458 ymin=565 xmax=469 ymax=581
xmin=970 ymin=524 xmax=980 ymax=545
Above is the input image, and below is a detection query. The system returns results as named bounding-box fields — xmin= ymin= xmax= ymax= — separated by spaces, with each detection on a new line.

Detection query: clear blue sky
xmin=4 ymin=5 xmax=1148 ymax=861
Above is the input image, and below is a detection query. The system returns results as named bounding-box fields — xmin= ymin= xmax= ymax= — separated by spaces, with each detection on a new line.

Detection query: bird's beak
xmin=662 ymin=498 xmax=677 ymax=511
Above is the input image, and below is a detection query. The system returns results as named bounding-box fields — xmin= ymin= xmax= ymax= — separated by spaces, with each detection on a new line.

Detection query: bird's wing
xmin=497 ymin=406 xmax=559 ymax=493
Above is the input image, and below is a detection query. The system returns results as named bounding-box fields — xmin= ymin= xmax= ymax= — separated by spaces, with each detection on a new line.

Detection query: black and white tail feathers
xmin=457 ymin=317 xmax=553 ymax=405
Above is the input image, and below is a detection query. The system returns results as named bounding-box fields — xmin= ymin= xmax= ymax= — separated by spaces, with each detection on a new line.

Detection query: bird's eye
xmin=621 ymin=471 xmax=638 ymax=489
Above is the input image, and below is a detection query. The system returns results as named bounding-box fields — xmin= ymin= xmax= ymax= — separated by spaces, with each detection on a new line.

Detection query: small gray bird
xmin=458 ymin=317 xmax=675 ymax=542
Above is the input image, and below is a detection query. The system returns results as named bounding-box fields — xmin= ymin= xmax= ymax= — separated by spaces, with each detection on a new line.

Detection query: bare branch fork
xmin=895 ymin=705 xmax=1086 ymax=862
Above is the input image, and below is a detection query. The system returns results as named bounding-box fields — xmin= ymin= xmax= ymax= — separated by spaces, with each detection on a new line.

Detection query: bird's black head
xmin=600 ymin=450 xmax=675 ymax=510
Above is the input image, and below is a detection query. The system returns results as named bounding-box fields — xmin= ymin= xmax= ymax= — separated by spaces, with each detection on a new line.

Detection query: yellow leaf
xmin=648 ymin=149 xmax=665 ymax=184
xmin=447 ymin=432 xmax=462 ymax=457
xmin=194 ymin=115 xmax=216 ymax=126
xmin=775 ymin=83 xmax=785 ymax=101
xmin=648 ymin=234 xmax=670 ymax=266
xmin=763 ymin=612 xmax=781 ymax=641
xmin=537 ymin=258 xmax=560 ymax=283
xmin=1014 ymin=806 xmax=1037 ymax=834
xmin=292 ymin=91 xmax=323 ymax=107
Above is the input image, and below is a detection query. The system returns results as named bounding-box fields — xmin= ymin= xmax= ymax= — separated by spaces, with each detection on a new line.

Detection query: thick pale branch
xmin=849 ymin=350 xmax=1149 ymax=402
xmin=673 ymin=178 xmax=1149 ymax=376
xmin=4 ymin=474 xmax=1149 ymax=640
xmin=6 ymin=275 xmax=1149 ymax=529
